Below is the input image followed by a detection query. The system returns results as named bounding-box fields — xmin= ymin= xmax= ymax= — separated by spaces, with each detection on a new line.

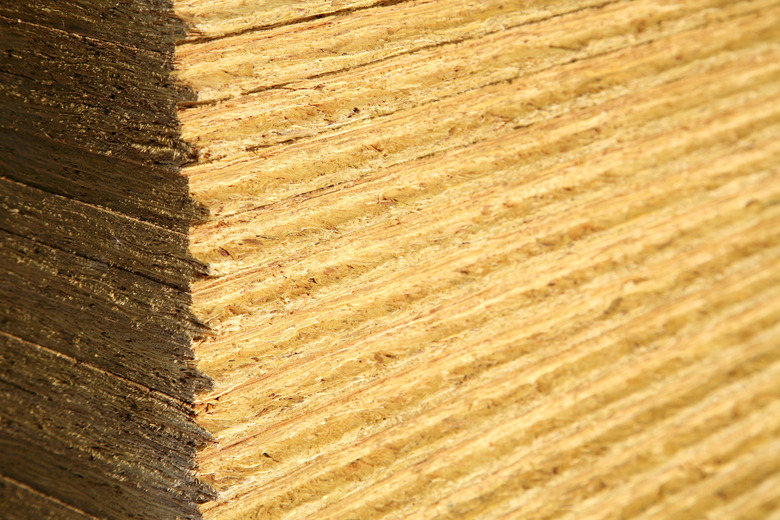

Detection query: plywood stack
xmin=1 ymin=1 xmax=779 ymax=519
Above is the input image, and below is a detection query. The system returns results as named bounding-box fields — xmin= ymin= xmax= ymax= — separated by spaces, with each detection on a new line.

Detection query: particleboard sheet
xmin=1 ymin=1 xmax=779 ymax=519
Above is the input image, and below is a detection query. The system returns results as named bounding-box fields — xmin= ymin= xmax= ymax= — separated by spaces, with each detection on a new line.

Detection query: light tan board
xmin=174 ymin=0 xmax=780 ymax=519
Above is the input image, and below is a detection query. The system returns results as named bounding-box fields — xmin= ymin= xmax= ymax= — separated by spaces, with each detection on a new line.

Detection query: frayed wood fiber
xmin=1 ymin=0 xmax=779 ymax=519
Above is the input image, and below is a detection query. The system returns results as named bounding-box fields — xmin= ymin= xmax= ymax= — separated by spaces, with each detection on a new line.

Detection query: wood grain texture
xmin=1 ymin=0 xmax=778 ymax=518
xmin=182 ymin=1 xmax=780 ymax=518
xmin=0 ymin=3 xmax=211 ymax=518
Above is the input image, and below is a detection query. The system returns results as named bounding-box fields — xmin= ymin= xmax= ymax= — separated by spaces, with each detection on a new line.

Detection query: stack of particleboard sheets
xmin=1 ymin=1 xmax=779 ymax=519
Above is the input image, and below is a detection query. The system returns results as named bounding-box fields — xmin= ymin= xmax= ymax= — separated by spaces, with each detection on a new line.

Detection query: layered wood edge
xmin=0 ymin=2 xmax=212 ymax=518
xmin=1 ymin=0 xmax=779 ymax=519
